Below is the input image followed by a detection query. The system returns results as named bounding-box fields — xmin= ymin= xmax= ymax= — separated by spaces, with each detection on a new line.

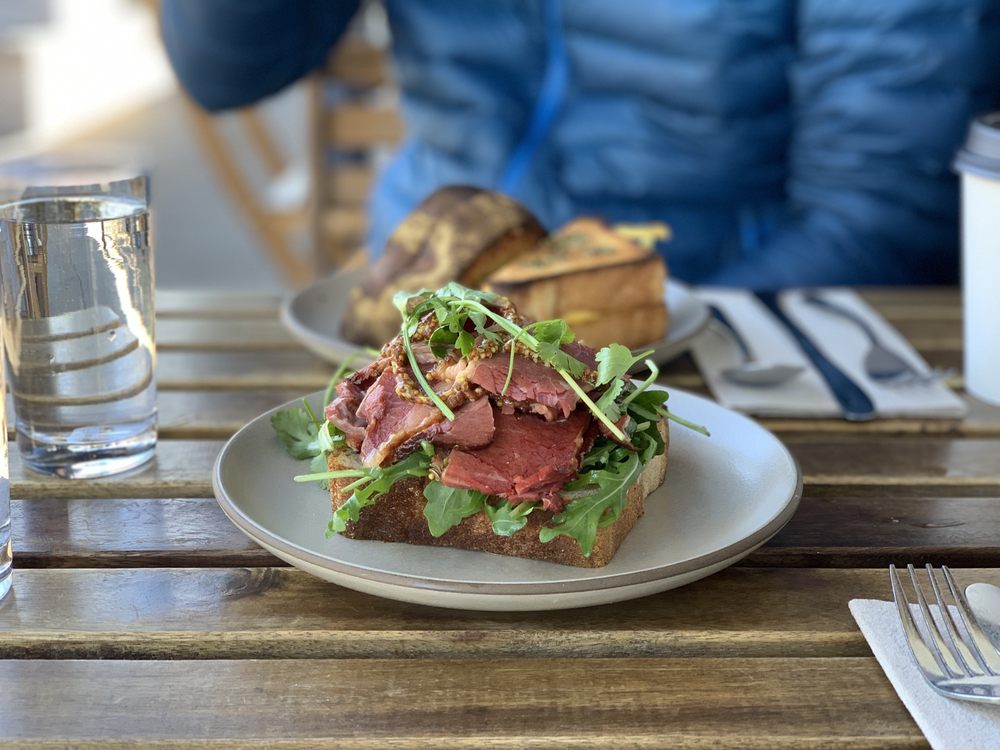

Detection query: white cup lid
xmin=955 ymin=112 xmax=1000 ymax=179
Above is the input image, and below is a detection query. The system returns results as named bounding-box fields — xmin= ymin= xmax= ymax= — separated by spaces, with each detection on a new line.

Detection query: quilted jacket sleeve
xmin=706 ymin=0 xmax=1000 ymax=287
xmin=161 ymin=0 xmax=361 ymax=111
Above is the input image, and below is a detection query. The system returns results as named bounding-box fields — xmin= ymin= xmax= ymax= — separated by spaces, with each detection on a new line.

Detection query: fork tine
xmin=889 ymin=565 xmax=950 ymax=680
xmin=907 ymin=564 xmax=966 ymax=677
xmin=942 ymin=566 xmax=1000 ymax=675
xmin=925 ymin=564 xmax=985 ymax=676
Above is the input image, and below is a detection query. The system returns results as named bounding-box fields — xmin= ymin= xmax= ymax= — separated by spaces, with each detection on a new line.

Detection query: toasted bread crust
xmin=328 ymin=420 xmax=668 ymax=567
xmin=483 ymin=218 xmax=669 ymax=349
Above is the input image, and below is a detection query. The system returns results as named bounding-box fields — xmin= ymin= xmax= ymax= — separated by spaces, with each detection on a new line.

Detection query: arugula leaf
xmin=539 ymin=451 xmax=643 ymax=557
xmin=422 ymin=482 xmax=487 ymax=537
xmin=320 ymin=449 xmax=433 ymax=536
xmin=485 ymin=500 xmax=537 ymax=537
xmin=271 ymin=408 xmax=320 ymax=460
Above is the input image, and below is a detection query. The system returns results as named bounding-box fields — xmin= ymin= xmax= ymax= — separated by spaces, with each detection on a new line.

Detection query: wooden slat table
xmin=1 ymin=288 xmax=997 ymax=748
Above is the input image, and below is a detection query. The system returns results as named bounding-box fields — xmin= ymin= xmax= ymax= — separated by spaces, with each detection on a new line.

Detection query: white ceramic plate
xmin=281 ymin=269 xmax=710 ymax=366
xmin=213 ymin=386 xmax=801 ymax=611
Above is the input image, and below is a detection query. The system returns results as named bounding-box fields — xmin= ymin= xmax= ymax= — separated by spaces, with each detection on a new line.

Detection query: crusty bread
xmin=484 ymin=218 xmax=669 ymax=349
xmin=327 ymin=420 xmax=668 ymax=568
xmin=341 ymin=186 xmax=546 ymax=347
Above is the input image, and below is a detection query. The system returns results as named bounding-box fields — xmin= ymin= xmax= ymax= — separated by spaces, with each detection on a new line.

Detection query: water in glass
xmin=0 ymin=192 xmax=156 ymax=478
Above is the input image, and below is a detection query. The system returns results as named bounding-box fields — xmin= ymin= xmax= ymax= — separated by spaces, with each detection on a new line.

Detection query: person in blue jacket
xmin=161 ymin=0 xmax=1000 ymax=288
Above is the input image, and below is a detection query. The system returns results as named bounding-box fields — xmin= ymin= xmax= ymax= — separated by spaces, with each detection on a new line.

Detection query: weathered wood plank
xmin=328 ymin=105 xmax=404 ymax=148
xmin=326 ymin=165 xmax=374 ymax=206
xmin=756 ymin=493 xmax=1000 ymax=567
xmin=154 ymin=350 xmax=704 ymax=391
xmin=0 ymin=567 xmax=986 ymax=660
xmin=11 ymin=490 xmax=1000 ymax=570
xmin=10 ymin=441 xmax=222 ymax=499
xmin=147 ymin=388 xmax=1000 ymax=440
xmin=858 ymin=287 xmax=960 ymax=309
xmin=156 ymin=290 xmax=280 ymax=318
xmin=157 ymin=350 xmax=335 ymax=390
xmin=787 ymin=437 xmax=1000 ymax=487
xmin=10 ymin=436 xmax=996 ymax=503
xmin=0 ymin=657 xmax=921 ymax=747
xmin=157 ymin=319 xmax=298 ymax=351
xmin=157 ymin=389 xmax=307 ymax=438
xmin=10 ymin=498 xmax=270 ymax=568
xmin=327 ymin=38 xmax=392 ymax=89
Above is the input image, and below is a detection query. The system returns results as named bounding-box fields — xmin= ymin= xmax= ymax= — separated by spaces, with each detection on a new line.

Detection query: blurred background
xmin=0 ymin=0 xmax=390 ymax=292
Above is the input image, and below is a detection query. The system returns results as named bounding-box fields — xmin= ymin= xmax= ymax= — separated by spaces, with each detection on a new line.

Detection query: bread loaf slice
xmin=484 ymin=218 xmax=669 ymax=349
xmin=327 ymin=420 xmax=668 ymax=568
xmin=341 ymin=186 xmax=546 ymax=347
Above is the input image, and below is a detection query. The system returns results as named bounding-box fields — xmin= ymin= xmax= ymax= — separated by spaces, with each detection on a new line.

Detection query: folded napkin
xmin=691 ymin=288 xmax=967 ymax=418
xmin=850 ymin=599 xmax=1000 ymax=750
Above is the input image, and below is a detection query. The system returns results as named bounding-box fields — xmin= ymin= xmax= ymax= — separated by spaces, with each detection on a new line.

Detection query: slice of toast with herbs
xmin=273 ymin=283 xmax=707 ymax=567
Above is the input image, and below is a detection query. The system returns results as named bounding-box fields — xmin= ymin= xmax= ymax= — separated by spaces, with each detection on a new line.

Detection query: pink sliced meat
xmin=325 ymin=380 xmax=367 ymax=451
xmin=441 ymin=408 xmax=592 ymax=510
xmin=469 ymin=355 xmax=579 ymax=420
xmin=393 ymin=394 xmax=496 ymax=461
xmin=356 ymin=369 xmax=443 ymax=466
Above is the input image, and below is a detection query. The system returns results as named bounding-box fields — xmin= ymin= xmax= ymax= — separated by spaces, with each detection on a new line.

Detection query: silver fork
xmin=889 ymin=564 xmax=1000 ymax=703
xmin=803 ymin=293 xmax=953 ymax=387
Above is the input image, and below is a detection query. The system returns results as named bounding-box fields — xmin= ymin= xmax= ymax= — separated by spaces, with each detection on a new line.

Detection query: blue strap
xmin=499 ymin=0 xmax=567 ymax=195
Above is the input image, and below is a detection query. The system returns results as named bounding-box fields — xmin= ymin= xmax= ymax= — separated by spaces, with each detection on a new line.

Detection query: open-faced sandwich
xmin=274 ymin=284 xmax=707 ymax=567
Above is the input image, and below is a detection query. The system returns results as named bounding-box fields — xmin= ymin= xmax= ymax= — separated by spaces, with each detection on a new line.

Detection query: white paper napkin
xmin=691 ymin=288 xmax=967 ymax=418
xmin=850 ymin=599 xmax=1000 ymax=750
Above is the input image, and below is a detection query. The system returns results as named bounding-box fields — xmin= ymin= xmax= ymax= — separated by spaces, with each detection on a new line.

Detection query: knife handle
xmin=756 ymin=292 xmax=876 ymax=422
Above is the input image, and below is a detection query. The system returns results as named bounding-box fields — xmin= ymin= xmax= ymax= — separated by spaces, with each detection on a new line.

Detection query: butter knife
xmin=755 ymin=291 xmax=876 ymax=422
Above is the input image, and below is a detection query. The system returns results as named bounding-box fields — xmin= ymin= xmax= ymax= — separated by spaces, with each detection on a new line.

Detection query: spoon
xmin=709 ymin=304 xmax=804 ymax=387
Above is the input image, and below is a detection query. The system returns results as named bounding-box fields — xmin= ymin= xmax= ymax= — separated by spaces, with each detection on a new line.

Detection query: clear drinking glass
xmin=0 ymin=327 xmax=10 ymax=601
xmin=0 ymin=171 xmax=156 ymax=478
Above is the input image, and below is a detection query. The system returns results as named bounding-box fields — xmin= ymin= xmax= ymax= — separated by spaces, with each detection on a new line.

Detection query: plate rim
xmin=212 ymin=387 xmax=802 ymax=597
xmin=279 ymin=270 xmax=711 ymax=365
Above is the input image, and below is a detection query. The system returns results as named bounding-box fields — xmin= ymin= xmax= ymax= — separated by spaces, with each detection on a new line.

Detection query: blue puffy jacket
xmin=162 ymin=0 xmax=1000 ymax=287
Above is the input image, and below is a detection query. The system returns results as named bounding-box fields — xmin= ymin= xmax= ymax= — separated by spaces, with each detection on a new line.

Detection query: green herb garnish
xmin=392 ymin=284 xmax=626 ymax=440
xmin=294 ymin=443 xmax=435 ymax=536
xmin=271 ymin=408 xmax=321 ymax=460
xmin=422 ymin=482 xmax=487 ymax=537
xmin=485 ymin=500 xmax=537 ymax=537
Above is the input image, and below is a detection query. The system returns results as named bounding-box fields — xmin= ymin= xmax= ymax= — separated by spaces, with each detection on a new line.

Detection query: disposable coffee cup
xmin=954 ymin=113 xmax=1000 ymax=406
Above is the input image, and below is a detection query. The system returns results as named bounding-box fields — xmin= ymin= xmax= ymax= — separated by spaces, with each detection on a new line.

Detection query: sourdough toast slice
xmin=484 ymin=218 xmax=669 ymax=349
xmin=327 ymin=421 xmax=668 ymax=568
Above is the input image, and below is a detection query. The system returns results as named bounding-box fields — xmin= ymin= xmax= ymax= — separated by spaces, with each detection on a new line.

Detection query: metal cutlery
xmin=708 ymin=304 xmax=804 ymax=387
xmin=802 ymin=292 xmax=952 ymax=387
xmin=755 ymin=292 xmax=876 ymax=421
xmin=890 ymin=564 xmax=1000 ymax=703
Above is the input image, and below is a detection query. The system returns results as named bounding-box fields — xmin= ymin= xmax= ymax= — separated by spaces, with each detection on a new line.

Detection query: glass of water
xmin=0 ymin=327 xmax=10 ymax=601
xmin=0 ymin=170 xmax=156 ymax=479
